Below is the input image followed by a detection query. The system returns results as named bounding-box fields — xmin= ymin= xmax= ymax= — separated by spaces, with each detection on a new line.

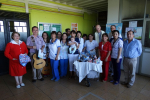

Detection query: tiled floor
xmin=0 ymin=69 xmax=150 ymax=100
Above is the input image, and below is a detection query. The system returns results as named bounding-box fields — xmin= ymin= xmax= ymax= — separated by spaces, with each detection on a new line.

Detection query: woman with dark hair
xmin=60 ymin=33 xmax=69 ymax=77
xmin=68 ymin=30 xmax=80 ymax=79
xmin=98 ymin=33 xmax=112 ymax=82
xmin=4 ymin=32 xmax=28 ymax=88
xmin=77 ymin=31 xmax=84 ymax=53
xmin=82 ymin=34 xmax=98 ymax=55
xmin=48 ymin=31 xmax=61 ymax=82
xmin=42 ymin=32 xmax=49 ymax=60
xmin=57 ymin=31 xmax=62 ymax=40
xmin=110 ymin=30 xmax=123 ymax=85
xmin=82 ymin=34 xmax=87 ymax=43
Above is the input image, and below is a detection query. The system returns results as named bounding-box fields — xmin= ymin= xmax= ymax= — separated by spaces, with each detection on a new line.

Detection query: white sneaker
xmin=20 ymin=83 xmax=25 ymax=87
xmin=16 ymin=85 xmax=21 ymax=88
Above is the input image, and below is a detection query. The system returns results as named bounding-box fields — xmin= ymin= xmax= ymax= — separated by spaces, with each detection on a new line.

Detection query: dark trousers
xmin=111 ymin=58 xmax=122 ymax=82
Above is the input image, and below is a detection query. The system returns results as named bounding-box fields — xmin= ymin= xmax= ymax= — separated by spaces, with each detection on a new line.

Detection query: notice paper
xmin=38 ymin=49 xmax=43 ymax=59
xmin=129 ymin=21 xmax=137 ymax=27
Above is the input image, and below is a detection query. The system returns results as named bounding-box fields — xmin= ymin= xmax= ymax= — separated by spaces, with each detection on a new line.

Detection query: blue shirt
xmin=123 ymin=38 xmax=142 ymax=58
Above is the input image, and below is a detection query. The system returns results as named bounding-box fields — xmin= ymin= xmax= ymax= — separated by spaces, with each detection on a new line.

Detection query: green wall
xmin=0 ymin=1 xmax=97 ymax=35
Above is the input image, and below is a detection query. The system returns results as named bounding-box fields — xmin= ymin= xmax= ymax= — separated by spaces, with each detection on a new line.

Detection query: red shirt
xmin=99 ymin=41 xmax=112 ymax=61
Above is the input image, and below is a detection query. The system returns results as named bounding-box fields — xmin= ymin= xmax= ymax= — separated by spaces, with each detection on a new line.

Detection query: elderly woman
xmin=98 ymin=33 xmax=112 ymax=82
xmin=4 ymin=32 xmax=28 ymax=88
xmin=60 ymin=33 xmax=69 ymax=77
xmin=110 ymin=30 xmax=123 ymax=85
xmin=77 ymin=31 xmax=84 ymax=53
xmin=68 ymin=30 xmax=80 ymax=79
xmin=49 ymin=31 xmax=61 ymax=82
xmin=82 ymin=34 xmax=98 ymax=55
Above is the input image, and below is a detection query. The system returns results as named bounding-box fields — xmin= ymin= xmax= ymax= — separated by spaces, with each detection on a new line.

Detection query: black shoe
xmin=39 ymin=78 xmax=44 ymax=81
xmin=121 ymin=82 xmax=128 ymax=85
xmin=127 ymin=84 xmax=132 ymax=88
xmin=32 ymin=79 xmax=36 ymax=82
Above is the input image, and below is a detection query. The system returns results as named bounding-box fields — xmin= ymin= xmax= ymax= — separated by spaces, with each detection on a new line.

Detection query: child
xmin=68 ymin=37 xmax=78 ymax=54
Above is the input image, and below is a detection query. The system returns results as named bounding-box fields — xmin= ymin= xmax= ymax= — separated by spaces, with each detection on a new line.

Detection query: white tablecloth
xmin=74 ymin=61 xmax=103 ymax=83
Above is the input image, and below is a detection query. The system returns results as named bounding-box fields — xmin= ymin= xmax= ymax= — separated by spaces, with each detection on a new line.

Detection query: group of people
xmin=4 ymin=24 xmax=142 ymax=89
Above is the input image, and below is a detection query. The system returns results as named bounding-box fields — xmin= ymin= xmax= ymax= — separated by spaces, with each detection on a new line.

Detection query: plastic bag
xmin=19 ymin=54 xmax=31 ymax=67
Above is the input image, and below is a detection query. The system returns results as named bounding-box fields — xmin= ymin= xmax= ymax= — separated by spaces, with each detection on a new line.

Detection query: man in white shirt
xmin=108 ymin=25 xmax=122 ymax=41
xmin=94 ymin=25 xmax=105 ymax=43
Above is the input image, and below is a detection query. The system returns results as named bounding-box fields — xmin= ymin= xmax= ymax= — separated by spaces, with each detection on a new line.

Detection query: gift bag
xmin=19 ymin=54 xmax=31 ymax=67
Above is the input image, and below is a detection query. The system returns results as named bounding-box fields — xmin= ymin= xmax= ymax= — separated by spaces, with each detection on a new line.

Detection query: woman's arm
xmin=82 ymin=47 xmax=86 ymax=52
xmin=4 ymin=43 xmax=14 ymax=60
xmin=117 ymin=48 xmax=122 ymax=63
xmin=105 ymin=51 xmax=111 ymax=62
xmin=55 ymin=47 xmax=60 ymax=60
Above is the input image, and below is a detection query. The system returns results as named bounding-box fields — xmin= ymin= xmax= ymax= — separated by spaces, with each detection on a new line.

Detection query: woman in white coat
xmin=77 ymin=31 xmax=84 ymax=53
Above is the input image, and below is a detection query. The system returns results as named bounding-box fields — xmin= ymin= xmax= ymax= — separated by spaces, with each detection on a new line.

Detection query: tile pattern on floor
xmin=0 ymin=69 xmax=150 ymax=100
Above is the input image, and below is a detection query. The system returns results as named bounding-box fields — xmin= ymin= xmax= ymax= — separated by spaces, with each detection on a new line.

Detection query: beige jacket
xmin=94 ymin=30 xmax=105 ymax=43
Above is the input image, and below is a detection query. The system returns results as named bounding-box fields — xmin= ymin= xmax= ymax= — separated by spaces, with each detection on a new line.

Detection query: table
xmin=74 ymin=61 xmax=103 ymax=83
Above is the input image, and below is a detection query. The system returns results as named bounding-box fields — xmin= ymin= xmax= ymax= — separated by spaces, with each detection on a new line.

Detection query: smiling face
xmin=13 ymin=33 xmax=20 ymax=41
xmin=43 ymin=33 xmax=48 ymax=39
xmin=62 ymin=34 xmax=67 ymax=40
xmin=102 ymin=35 xmax=108 ymax=42
xmin=71 ymin=32 xmax=76 ymax=37
xmin=111 ymin=26 xmax=116 ymax=32
xmin=127 ymin=31 xmax=134 ymax=41
xmin=51 ymin=33 xmax=56 ymax=39
xmin=77 ymin=33 xmax=81 ymax=38
xmin=89 ymin=35 xmax=93 ymax=41
xmin=113 ymin=32 xmax=119 ymax=39
xmin=71 ymin=37 xmax=75 ymax=42
xmin=57 ymin=32 xmax=62 ymax=39
xmin=32 ymin=27 xmax=38 ymax=36
xmin=96 ymin=25 xmax=101 ymax=33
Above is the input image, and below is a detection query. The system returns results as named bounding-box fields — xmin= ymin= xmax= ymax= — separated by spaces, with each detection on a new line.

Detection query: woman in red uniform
xmin=4 ymin=32 xmax=28 ymax=88
xmin=99 ymin=33 xmax=112 ymax=82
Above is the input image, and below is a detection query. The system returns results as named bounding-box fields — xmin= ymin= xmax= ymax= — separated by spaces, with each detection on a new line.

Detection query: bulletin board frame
xmin=38 ymin=22 xmax=62 ymax=38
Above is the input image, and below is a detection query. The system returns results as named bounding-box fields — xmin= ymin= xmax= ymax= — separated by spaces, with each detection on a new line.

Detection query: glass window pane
xmin=0 ymin=21 xmax=3 ymax=25
xmin=14 ymin=22 xmax=19 ymax=26
xmin=14 ymin=27 xmax=18 ymax=32
xmin=20 ymin=22 xmax=26 ymax=26
xmin=18 ymin=27 xmax=22 ymax=32
xmin=0 ymin=26 xmax=4 ymax=32
xmin=23 ymin=27 xmax=27 ymax=32
xmin=0 ymin=32 xmax=5 ymax=51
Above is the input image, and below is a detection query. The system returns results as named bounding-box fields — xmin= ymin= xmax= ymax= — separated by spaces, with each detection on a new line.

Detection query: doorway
xmin=0 ymin=10 xmax=30 ymax=75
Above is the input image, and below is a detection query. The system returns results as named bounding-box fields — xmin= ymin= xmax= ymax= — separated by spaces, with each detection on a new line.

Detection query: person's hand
xmin=41 ymin=48 xmax=43 ymax=53
xmin=25 ymin=53 xmax=27 ymax=55
xmin=71 ymin=48 xmax=74 ymax=51
xmin=116 ymin=59 xmax=119 ymax=63
xmin=33 ymin=46 xmax=36 ymax=49
xmin=46 ymin=53 xmax=49 ymax=57
xmin=90 ymin=49 xmax=94 ymax=51
xmin=13 ymin=58 xmax=17 ymax=60
xmin=55 ymin=55 xmax=58 ymax=60
xmin=105 ymin=57 xmax=108 ymax=62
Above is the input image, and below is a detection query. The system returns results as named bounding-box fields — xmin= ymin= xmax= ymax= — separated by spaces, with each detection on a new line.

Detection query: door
xmin=0 ymin=20 xmax=9 ymax=75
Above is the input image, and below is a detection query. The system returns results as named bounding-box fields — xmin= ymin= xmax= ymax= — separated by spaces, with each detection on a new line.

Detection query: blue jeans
xmin=111 ymin=58 xmax=122 ymax=82
xmin=60 ymin=59 xmax=68 ymax=77
xmin=50 ymin=59 xmax=60 ymax=79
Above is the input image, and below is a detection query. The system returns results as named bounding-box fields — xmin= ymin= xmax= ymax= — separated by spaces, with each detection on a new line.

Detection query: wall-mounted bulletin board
xmin=38 ymin=22 xmax=62 ymax=38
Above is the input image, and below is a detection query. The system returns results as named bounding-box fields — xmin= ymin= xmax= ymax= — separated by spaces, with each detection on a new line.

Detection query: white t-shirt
xmin=84 ymin=40 xmax=98 ymax=52
xmin=69 ymin=41 xmax=78 ymax=48
xmin=49 ymin=39 xmax=61 ymax=60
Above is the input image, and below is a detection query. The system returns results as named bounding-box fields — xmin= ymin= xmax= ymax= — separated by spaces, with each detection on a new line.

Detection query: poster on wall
xmin=125 ymin=27 xmax=142 ymax=39
xmin=71 ymin=23 xmax=78 ymax=32
xmin=129 ymin=21 xmax=137 ymax=27
xmin=106 ymin=23 xmax=123 ymax=34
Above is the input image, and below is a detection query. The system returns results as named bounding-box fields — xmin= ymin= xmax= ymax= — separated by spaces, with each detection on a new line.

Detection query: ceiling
xmin=48 ymin=0 xmax=108 ymax=12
